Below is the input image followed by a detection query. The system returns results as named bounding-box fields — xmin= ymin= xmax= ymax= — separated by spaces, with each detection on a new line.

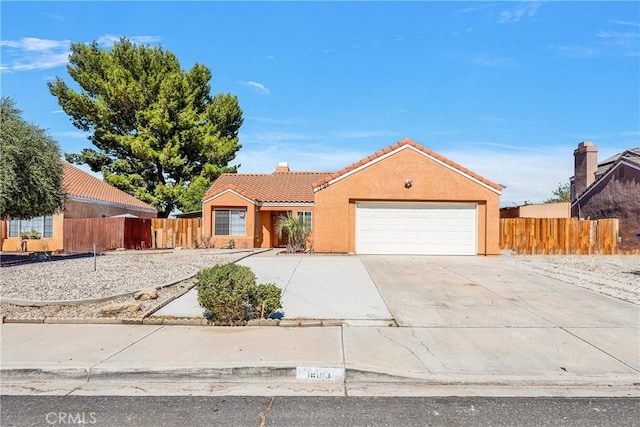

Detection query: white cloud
xmin=596 ymin=30 xmax=639 ymax=39
xmin=0 ymin=37 xmax=69 ymax=51
xmin=554 ymin=45 xmax=598 ymax=59
xmin=453 ymin=3 xmax=498 ymax=15
xmin=498 ymin=1 xmax=541 ymax=24
xmin=554 ymin=26 xmax=639 ymax=59
xmin=241 ymin=81 xmax=271 ymax=95
xmin=96 ymin=35 xmax=161 ymax=47
xmin=0 ymin=37 xmax=70 ymax=72
xmin=235 ymin=142 xmax=368 ymax=174
xmin=608 ymin=20 xmax=640 ymax=27
xmin=0 ymin=35 xmax=161 ymax=72
xmin=440 ymin=143 xmax=575 ymax=206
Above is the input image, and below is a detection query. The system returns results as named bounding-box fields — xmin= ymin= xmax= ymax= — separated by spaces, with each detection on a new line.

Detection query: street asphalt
xmin=1 ymin=252 xmax=639 ymax=397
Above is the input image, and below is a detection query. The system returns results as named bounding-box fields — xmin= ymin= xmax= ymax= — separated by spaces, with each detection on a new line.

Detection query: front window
xmin=297 ymin=211 xmax=312 ymax=232
xmin=8 ymin=216 xmax=53 ymax=238
xmin=214 ymin=209 xmax=246 ymax=236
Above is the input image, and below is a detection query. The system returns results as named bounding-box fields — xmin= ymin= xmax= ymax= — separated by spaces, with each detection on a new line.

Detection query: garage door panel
xmin=355 ymin=202 xmax=477 ymax=255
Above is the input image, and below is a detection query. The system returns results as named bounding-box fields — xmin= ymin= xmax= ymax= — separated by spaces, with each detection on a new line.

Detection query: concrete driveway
xmin=359 ymin=255 xmax=640 ymax=373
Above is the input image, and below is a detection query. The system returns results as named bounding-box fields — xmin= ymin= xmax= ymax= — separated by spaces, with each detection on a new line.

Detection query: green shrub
xmin=196 ymin=263 xmax=256 ymax=322
xmin=251 ymin=283 xmax=282 ymax=317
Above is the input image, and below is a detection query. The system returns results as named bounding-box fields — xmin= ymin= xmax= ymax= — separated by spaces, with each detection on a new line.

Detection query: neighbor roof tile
xmin=62 ymin=162 xmax=157 ymax=212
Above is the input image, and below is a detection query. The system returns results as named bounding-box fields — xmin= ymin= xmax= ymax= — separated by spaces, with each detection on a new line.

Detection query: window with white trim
xmin=297 ymin=211 xmax=312 ymax=232
xmin=8 ymin=216 xmax=54 ymax=238
xmin=214 ymin=209 xmax=246 ymax=236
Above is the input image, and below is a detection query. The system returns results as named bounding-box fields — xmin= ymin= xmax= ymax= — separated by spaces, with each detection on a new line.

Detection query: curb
xmin=1 ymin=316 xmax=349 ymax=327
xmin=3 ymin=367 xmax=639 ymax=392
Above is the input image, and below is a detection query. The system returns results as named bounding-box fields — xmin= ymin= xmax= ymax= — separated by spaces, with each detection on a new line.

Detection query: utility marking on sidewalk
xmin=296 ymin=367 xmax=345 ymax=381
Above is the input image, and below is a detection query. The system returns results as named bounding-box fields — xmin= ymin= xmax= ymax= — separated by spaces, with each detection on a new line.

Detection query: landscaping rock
xmin=100 ymin=302 xmax=141 ymax=316
xmin=134 ymin=287 xmax=158 ymax=301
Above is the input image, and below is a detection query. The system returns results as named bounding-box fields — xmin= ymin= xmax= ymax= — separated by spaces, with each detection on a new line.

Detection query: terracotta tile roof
xmin=62 ymin=162 xmax=157 ymax=212
xmin=202 ymin=171 xmax=332 ymax=204
xmin=312 ymin=138 xmax=504 ymax=192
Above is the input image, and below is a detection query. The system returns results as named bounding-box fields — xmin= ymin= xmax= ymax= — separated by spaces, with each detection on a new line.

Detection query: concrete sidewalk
xmin=2 ymin=322 xmax=639 ymax=397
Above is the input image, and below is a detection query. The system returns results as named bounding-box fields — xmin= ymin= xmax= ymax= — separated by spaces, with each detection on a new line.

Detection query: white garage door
xmin=355 ymin=202 xmax=477 ymax=255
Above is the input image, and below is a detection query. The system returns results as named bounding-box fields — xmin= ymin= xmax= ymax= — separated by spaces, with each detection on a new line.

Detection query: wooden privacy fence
xmin=151 ymin=218 xmax=203 ymax=249
xmin=499 ymin=218 xmax=620 ymax=255
xmin=64 ymin=217 xmax=152 ymax=253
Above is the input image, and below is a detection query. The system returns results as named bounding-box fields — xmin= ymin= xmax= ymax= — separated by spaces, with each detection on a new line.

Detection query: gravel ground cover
xmin=0 ymin=249 xmax=257 ymax=320
xmin=1 ymin=250 xmax=638 ymax=321
xmin=507 ymin=254 xmax=640 ymax=305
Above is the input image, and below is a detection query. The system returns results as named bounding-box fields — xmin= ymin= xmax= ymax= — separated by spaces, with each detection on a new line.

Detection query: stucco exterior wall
xmin=64 ymin=199 xmax=157 ymax=219
xmin=572 ymin=164 xmax=640 ymax=250
xmin=0 ymin=213 xmax=65 ymax=252
xmin=203 ymin=192 xmax=316 ymax=249
xmin=202 ymin=192 xmax=257 ymax=249
xmin=313 ymin=148 xmax=501 ymax=254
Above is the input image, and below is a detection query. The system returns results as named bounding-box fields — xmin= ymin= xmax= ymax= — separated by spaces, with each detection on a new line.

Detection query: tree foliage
xmin=545 ymin=182 xmax=571 ymax=203
xmin=48 ymin=38 xmax=243 ymax=217
xmin=0 ymin=97 xmax=65 ymax=220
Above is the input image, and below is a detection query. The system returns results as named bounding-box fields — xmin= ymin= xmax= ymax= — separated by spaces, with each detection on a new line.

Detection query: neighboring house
xmin=500 ymin=202 xmax=570 ymax=219
xmin=0 ymin=162 xmax=157 ymax=252
xmin=571 ymin=141 xmax=640 ymax=250
xmin=202 ymin=138 xmax=503 ymax=255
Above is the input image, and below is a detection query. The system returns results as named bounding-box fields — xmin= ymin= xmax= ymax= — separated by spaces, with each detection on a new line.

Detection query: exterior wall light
xmin=405 ymin=179 xmax=413 ymax=188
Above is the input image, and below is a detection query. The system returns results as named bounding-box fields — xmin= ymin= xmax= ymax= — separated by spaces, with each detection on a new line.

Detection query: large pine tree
xmin=49 ymin=38 xmax=243 ymax=217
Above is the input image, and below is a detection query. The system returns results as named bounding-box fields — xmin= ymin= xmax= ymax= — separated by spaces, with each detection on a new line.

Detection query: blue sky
xmin=1 ymin=1 xmax=639 ymax=206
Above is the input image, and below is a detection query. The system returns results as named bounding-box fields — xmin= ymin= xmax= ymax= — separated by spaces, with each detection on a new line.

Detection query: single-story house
xmin=202 ymin=138 xmax=503 ymax=255
xmin=0 ymin=161 xmax=157 ymax=252
xmin=500 ymin=202 xmax=570 ymax=219
xmin=571 ymin=141 xmax=640 ymax=250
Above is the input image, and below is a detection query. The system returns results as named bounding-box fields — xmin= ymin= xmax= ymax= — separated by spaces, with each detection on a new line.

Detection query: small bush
xmin=196 ymin=264 xmax=284 ymax=322
xmin=251 ymin=283 xmax=282 ymax=317
xmin=196 ymin=263 xmax=256 ymax=322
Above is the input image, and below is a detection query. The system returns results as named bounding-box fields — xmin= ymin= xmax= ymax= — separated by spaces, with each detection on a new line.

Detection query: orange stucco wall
xmin=0 ymin=213 xmax=65 ymax=252
xmin=312 ymin=147 xmax=501 ymax=255
xmin=202 ymin=192 xmax=256 ymax=249
xmin=202 ymin=192 xmax=316 ymax=249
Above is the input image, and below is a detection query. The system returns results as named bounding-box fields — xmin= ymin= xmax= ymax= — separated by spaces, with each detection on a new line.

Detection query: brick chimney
xmin=275 ymin=162 xmax=290 ymax=173
xmin=573 ymin=141 xmax=598 ymax=198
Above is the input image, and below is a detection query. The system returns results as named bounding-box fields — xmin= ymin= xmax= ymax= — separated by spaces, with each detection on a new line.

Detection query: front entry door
xmin=272 ymin=212 xmax=290 ymax=248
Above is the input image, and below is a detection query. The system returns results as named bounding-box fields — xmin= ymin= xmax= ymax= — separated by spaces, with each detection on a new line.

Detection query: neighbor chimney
xmin=573 ymin=141 xmax=598 ymax=198
xmin=275 ymin=162 xmax=290 ymax=173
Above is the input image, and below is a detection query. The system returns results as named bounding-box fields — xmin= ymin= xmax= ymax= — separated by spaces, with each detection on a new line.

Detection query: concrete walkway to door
xmin=239 ymin=251 xmax=392 ymax=322
xmin=153 ymin=250 xmax=393 ymax=323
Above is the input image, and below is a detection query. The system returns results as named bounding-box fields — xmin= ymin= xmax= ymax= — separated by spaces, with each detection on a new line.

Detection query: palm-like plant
xmin=275 ymin=213 xmax=310 ymax=253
